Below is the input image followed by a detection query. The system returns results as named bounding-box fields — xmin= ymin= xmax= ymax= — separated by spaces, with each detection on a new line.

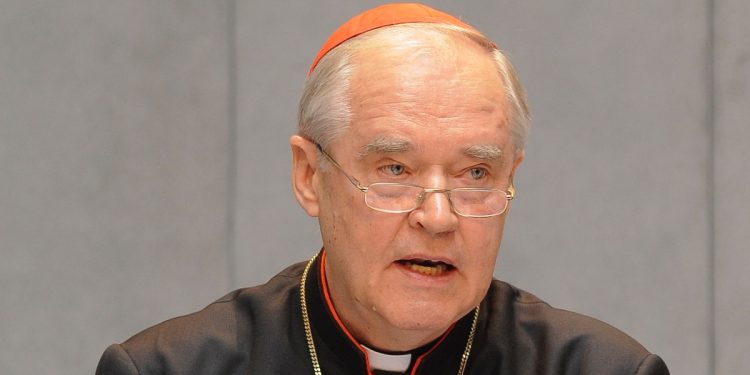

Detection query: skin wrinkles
xmin=352 ymin=140 xmax=508 ymax=189
xmin=354 ymin=63 xmax=498 ymax=127
xmin=290 ymin=28 xmax=523 ymax=352
xmin=357 ymin=92 xmax=498 ymax=127
xmin=338 ymin=36 xmax=509 ymax=345
xmin=357 ymin=137 xmax=506 ymax=174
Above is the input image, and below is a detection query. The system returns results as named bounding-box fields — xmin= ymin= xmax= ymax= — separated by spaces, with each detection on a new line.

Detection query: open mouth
xmin=397 ymin=259 xmax=455 ymax=276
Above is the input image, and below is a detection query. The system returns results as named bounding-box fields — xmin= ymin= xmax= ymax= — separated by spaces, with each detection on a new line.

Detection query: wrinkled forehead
xmin=341 ymin=24 xmax=505 ymax=104
xmin=346 ymin=29 xmax=509 ymax=132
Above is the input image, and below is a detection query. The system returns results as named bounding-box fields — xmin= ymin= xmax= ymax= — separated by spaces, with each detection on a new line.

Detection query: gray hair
xmin=298 ymin=23 xmax=531 ymax=152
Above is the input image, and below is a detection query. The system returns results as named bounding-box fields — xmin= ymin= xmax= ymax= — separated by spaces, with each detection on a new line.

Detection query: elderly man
xmin=97 ymin=4 xmax=669 ymax=374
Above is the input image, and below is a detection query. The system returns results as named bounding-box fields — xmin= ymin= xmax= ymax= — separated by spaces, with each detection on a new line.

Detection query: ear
xmin=510 ymin=149 xmax=525 ymax=179
xmin=505 ymin=149 xmax=525 ymax=210
xmin=290 ymin=135 xmax=321 ymax=217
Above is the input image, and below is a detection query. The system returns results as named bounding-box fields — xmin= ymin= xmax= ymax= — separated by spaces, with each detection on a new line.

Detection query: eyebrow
xmin=357 ymin=136 xmax=413 ymax=159
xmin=356 ymin=137 xmax=503 ymax=161
xmin=463 ymin=144 xmax=503 ymax=161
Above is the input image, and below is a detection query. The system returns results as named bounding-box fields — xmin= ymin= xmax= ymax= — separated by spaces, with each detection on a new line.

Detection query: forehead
xmin=343 ymin=28 xmax=510 ymax=156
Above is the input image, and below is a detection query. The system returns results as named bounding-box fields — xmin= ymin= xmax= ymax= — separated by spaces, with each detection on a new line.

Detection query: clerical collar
xmin=362 ymin=346 xmax=411 ymax=372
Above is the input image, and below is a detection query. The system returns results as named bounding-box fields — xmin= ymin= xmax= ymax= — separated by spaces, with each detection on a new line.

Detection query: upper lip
xmin=397 ymin=254 xmax=457 ymax=268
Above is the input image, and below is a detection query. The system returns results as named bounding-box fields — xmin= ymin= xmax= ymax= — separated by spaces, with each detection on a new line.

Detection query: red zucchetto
xmin=308 ymin=3 xmax=485 ymax=76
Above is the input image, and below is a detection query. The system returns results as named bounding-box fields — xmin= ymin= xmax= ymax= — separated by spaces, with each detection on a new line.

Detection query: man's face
xmin=310 ymin=34 xmax=522 ymax=349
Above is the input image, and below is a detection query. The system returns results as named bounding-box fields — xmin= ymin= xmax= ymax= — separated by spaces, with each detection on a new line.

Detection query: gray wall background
xmin=1 ymin=1 xmax=747 ymax=374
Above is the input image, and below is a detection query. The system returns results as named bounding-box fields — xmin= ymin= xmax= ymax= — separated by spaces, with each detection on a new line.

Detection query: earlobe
xmin=290 ymin=135 xmax=321 ymax=217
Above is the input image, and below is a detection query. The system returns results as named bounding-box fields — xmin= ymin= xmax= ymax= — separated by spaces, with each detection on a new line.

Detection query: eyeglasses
xmin=316 ymin=144 xmax=515 ymax=218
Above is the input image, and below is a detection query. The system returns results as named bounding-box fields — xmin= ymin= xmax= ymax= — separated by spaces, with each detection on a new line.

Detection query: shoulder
xmin=97 ymin=261 xmax=306 ymax=374
xmin=482 ymin=280 xmax=669 ymax=374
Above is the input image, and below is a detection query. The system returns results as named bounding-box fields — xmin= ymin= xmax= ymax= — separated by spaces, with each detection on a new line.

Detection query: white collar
xmin=363 ymin=345 xmax=412 ymax=372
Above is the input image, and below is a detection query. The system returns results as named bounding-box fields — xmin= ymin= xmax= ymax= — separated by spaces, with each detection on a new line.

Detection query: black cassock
xmin=97 ymin=251 xmax=669 ymax=374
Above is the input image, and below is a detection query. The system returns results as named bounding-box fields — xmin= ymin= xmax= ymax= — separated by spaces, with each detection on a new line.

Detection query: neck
xmin=337 ymin=308 xmax=450 ymax=351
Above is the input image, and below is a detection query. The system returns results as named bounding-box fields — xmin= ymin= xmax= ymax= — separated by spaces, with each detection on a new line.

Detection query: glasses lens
xmin=451 ymin=189 xmax=508 ymax=217
xmin=366 ymin=183 xmax=422 ymax=213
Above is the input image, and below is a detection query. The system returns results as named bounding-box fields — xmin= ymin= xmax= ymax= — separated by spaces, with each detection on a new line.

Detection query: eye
xmin=381 ymin=164 xmax=406 ymax=176
xmin=468 ymin=167 xmax=488 ymax=180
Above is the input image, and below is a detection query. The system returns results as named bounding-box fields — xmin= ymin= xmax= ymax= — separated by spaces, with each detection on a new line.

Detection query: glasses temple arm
xmin=315 ymin=143 xmax=368 ymax=192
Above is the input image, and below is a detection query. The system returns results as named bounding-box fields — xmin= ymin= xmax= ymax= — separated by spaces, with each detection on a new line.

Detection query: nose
xmin=408 ymin=189 xmax=459 ymax=235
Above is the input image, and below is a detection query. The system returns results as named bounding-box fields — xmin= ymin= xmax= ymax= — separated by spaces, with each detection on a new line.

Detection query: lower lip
xmin=394 ymin=262 xmax=457 ymax=283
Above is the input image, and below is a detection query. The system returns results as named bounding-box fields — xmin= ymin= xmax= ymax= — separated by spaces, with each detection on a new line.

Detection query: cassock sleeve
xmin=635 ymin=353 xmax=670 ymax=375
xmin=96 ymin=344 xmax=140 ymax=375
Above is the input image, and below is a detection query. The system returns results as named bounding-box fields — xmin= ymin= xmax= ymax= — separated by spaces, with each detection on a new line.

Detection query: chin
xmin=379 ymin=299 xmax=468 ymax=333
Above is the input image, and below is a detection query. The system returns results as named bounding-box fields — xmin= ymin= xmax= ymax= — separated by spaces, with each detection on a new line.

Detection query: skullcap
xmin=308 ymin=3 xmax=486 ymax=76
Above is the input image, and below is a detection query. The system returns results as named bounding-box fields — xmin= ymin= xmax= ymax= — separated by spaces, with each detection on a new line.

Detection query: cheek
xmin=319 ymin=179 xmax=359 ymax=234
xmin=320 ymin=185 xmax=397 ymax=261
xmin=462 ymin=219 xmax=505 ymax=274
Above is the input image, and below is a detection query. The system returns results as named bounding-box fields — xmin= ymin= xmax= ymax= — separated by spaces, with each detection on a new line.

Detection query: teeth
xmin=407 ymin=262 xmax=448 ymax=276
